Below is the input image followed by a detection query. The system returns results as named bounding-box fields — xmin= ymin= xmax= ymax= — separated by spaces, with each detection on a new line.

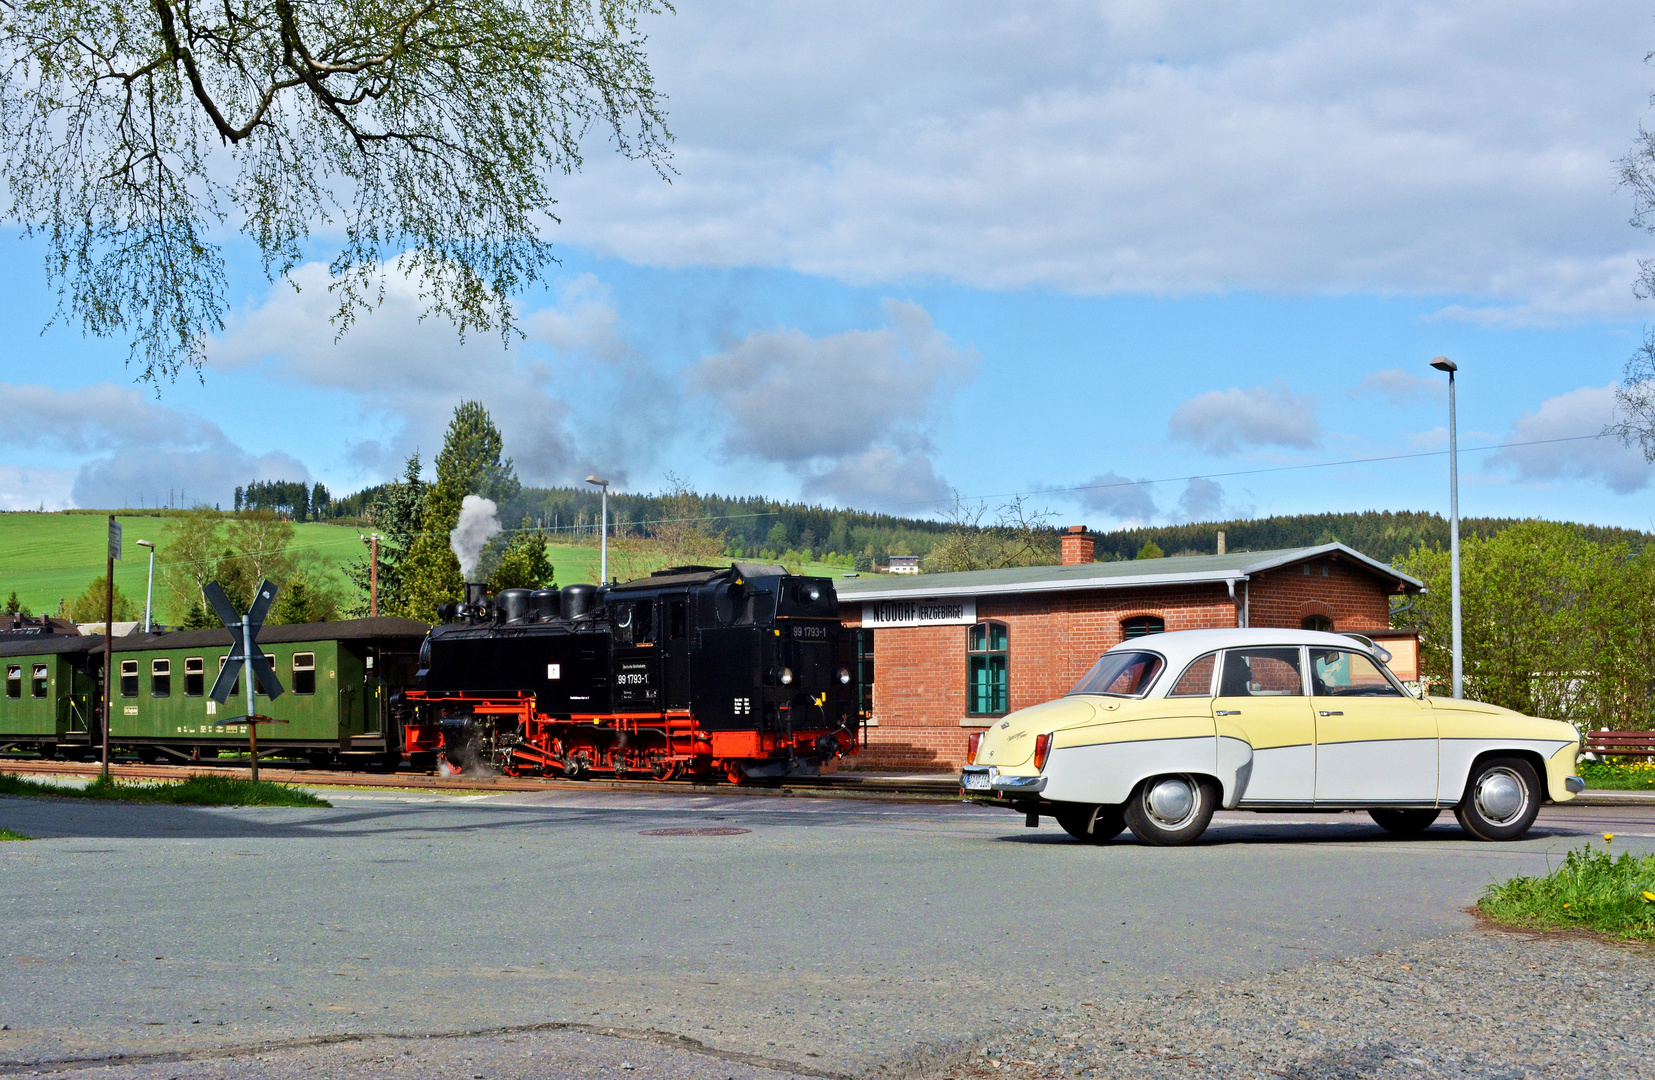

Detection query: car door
xmin=1212 ymin=646 xmax=1315 ymax=804
xmin=1310 ymin=647 xmax=1438 ymax=804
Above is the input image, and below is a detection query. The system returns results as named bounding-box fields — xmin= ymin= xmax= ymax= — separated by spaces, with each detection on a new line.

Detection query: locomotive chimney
xmin=465 ymin=582 xmax=488 ymax=612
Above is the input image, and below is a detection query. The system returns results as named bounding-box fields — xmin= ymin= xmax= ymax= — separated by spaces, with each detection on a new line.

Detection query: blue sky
xmin=3 ymin=1 xmax=1655 ymax=533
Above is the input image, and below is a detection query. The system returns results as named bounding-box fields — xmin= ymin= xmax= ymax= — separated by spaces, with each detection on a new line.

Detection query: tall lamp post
xmin=1430 ymin=356 xmax=1462 ymax=699
xmin=585 ymin=475 xmax=610 ymax=584
xmin=135 ymin=540 xmax=155 ymax=634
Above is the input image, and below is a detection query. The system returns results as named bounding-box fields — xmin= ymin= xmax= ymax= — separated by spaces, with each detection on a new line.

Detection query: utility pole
xmin=586 ymin=476 xmax=610 ymax=583
xmin=136 ymin=539 xmax=155 ymax=633
xmin=1430 ymin=356 xmax=1463 ymax=699
xmin=362 ymin=533 xmax=381 ymax=616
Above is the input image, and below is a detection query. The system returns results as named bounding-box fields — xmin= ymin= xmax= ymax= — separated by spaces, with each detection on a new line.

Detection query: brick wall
xmin=840 ymin=559 xmax=1399 ymax=773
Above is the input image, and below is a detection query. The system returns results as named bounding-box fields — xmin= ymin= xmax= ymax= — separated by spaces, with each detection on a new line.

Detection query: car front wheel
xmin=1055 ymin=803 xmax=1126 ymax=844
xmin=1369 ymin=808 xmax=1440 ymax=836
xmin=1454 ymin=757 xmax=1541 ymax=841
xmin=1124 ymin=774 xmax=1218 ymax=846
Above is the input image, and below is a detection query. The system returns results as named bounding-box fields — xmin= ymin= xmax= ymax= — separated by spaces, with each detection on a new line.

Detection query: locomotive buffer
xmin=204 ymin=579 xmax=285 ymax=782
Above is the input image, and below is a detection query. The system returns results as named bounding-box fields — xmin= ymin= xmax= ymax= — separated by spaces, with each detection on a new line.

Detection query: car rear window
xmin=1067 ymin=651 xmax=1165 ymax=698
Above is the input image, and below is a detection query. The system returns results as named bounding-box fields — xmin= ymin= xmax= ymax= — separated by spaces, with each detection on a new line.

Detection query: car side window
xmin=1311 ymin=649 xmax=1403 ymax=697
xmin=1167 ymin=653 xmax=1217 ymax=696
xmin=1218 ymin=648 xmax=1304 ymax=697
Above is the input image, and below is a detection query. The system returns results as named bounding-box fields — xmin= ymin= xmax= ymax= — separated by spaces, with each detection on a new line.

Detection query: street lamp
xmin=135 ymin=539 xmax=155 ymax=634
xmin=585 ymin=475 xmax=610 ymax=584
xmin=1430 ymin=356 xmax=1462 ymax=699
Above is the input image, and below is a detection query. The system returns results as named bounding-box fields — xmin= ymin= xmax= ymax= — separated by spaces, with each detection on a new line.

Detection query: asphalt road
xmin=1 ymin=790 xmax=1651 ymax=1078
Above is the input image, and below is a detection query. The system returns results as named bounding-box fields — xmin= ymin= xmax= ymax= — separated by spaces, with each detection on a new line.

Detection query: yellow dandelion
xmin=1605 ymin=833 xmax=1615 ymax=842
xmin=1644 ymin=892 xmax=1655 ymax=903
xmin=1564 ymin=903 xmax=1571 ymax=908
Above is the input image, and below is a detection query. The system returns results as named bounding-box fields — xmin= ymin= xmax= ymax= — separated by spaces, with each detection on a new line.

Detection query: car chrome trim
xmin=991 ymin=774 xmax=1048 ymax=793
xmin=1564 ymin=776 xmax=1585 ymax=793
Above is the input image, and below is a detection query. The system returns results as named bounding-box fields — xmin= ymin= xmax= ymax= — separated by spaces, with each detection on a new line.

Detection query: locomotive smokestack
xmin=465 ymin=583 xmax=488 ymax=611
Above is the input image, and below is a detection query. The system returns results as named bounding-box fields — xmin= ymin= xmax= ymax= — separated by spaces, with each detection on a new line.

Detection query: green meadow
xmin=0 ymin=511 xmax=858 ymax=624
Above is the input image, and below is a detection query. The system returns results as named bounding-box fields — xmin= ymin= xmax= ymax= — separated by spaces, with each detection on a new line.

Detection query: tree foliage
xmin=1394 ymin=522 xmax=1655 ymax=729
xmin=344 ymin=451 xmax=426 ymax=617
xmin=921 ymin=493 xmax=1057 ymax=574
xmin=0 ymin=0 xmax=671 ymax=382
xmin=158 ymin=505 xmax=336 ymax=623
xmin=401 ymin=401 xmax=516 ymax=620
xmin=66 ymin=576 xmax=139 ymax=622
xmin=486 ymin=519 xmax=554 ymax=592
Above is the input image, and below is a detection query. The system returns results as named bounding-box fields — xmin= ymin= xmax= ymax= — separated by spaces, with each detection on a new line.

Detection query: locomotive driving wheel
xmin=650 ymin=758 xmax=679 ymax=781
xmin=725 ymin=763 xmax=747 ymax=785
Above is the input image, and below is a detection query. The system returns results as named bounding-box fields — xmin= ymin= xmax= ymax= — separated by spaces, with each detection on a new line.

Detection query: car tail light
xmin=967 ymin=730 xmax=984 ymax=763
xmin=1034 ymin=732 xmax=1053 ymax=771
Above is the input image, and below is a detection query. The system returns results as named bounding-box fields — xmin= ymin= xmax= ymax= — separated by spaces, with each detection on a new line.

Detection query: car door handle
xmin=1319 ymin=710 xmax=1343 ymax=716
xmin=1215 ymin=709 xmax=1241 ymax=716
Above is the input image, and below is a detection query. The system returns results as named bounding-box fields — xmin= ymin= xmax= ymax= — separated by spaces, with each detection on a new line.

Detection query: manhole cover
xmin=638 ymin=826 xmax=750 ymax=837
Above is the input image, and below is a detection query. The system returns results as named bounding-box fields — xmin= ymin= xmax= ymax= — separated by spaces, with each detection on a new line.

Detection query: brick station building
xmin=836 ymin=528 xmax=1423 ymax=772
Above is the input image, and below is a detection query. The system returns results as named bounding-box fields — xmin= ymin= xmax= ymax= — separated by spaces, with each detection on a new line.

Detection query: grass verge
xmin=0 ymin=772 xmax=329 ymax=807
xmin=1479 ymin=844 xmax=1655 ymax=943
xmin=0 ymin=827 xmax=30 ymax=840
xmin=1580 ymin=760 xmax=1655 ymax=790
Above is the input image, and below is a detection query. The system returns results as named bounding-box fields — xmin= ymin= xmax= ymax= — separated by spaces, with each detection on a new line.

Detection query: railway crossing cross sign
xmin=204 ymin=579 xmax=285 ymax=782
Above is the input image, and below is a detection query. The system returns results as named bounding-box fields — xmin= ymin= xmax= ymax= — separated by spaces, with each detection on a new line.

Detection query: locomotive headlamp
xmin=804 ymin=584 xmax=821 ymax=602
xmin=780 ymin=667 xmax=795 ymax=686
xmin=837 ymin=666 xmax=852 ymax=685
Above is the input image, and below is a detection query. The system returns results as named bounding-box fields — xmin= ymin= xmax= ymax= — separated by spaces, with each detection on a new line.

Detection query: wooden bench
xmin=1583 ymin=730 xmax=1655 ymax=757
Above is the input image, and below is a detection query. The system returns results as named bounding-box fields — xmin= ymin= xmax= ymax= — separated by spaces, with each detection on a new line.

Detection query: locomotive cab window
xmin=292 ymin=653 xmax=316 ymax=695
xmin=184 ymin=657 xmax=204 ymax=697
xmin=31 ymin=664 xmax=48 ymax=698
xmin=151 ymin=658 xmax=170 ymax=698
xmin=967 ymin=621 xmax=1009 ymax=716
xmin=119 ymin=660 xmax=139 ymax=697
xmin=5 ymin=665 xmax=19 ymax=698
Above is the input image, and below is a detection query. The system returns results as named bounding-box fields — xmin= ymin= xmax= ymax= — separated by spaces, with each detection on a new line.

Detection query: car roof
xmin=1103 ymin=627 xmax=1383 ymax=670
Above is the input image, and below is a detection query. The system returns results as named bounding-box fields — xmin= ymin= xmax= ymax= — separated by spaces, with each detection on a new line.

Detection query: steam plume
xmin=450 ymin=495 xmax=502 ymax=579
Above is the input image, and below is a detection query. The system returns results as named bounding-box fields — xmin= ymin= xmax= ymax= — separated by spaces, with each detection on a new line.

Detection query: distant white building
xmin=884 ymin=555 xmax=921 ymax=575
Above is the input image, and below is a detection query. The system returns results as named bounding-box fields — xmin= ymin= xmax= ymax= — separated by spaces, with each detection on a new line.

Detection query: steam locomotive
xmin=402 ymin=563 xmax=865 ymax=782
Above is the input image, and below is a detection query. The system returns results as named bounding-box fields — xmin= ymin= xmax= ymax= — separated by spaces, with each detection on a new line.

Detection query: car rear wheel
xmin=1454 ymin=757 xmax=1541 ymax=841
xmin=1124 ymin=774 xmax=1218 ymax=846
xmin=1055 ymin=803 xmax=1126 ymax=844
xmin=1368 ymin=808 xmax=1440 ymax=835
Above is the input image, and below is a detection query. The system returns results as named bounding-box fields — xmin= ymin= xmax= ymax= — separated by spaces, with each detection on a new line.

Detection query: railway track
xmin=0 ymin=756 xmax=961 ymax=801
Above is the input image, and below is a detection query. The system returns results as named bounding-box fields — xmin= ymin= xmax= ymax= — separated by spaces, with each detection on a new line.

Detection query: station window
xmin=151 ymin=658 xmax=171 ymax=698
xmin=5 ymin=665 xmax=19 ymax=699
xmin=217 ymin=655 xmax=239 ymax=698
xmin=184 ymin=657 xmax=204 ymax=697
xmin=1122 ymin=615 xmax=1166 ymax=639
xmin=1301 ymin=614 xmax=1334 ymax=632
xmin=967 ymin=621 xmax=1009 ymax=716
xmin=119 ymin=659 xmax=139 ymax=697
xmin=292 ymin=653 xmax=316 ymax=695
xmin=32 ymin=664 xmax=48 ymax=698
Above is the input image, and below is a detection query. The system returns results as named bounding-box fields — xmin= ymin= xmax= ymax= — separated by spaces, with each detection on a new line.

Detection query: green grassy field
xmin=0 ymin=511 xmax=859 ymax=623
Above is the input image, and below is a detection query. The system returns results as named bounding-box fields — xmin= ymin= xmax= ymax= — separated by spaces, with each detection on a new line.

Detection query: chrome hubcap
xmin=1145 ymin=776 xmax=1198 ymax=829
xmin=1475 ymin=767 xmax=1528 ymax=826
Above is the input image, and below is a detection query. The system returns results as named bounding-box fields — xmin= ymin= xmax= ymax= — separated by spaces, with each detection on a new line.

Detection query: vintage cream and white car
xmin=960 ymin=628 xmax=1583 ymax=845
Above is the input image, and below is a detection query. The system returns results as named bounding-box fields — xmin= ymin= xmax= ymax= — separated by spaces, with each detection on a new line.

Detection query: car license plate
xmin=962 ymin=771 xmax=992 ymax=791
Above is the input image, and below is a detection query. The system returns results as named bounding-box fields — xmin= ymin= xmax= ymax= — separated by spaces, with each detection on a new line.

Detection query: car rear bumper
xmin=961 ymin=765 xmax=1047 ymax=795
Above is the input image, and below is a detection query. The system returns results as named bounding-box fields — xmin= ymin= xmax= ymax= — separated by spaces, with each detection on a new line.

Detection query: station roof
xmin=832 ymin=543 xmax=1423 ymax=602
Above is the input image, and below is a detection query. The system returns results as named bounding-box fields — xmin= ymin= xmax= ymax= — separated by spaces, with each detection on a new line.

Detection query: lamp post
xmin=585 ymin=476 xmax=610 ymax=584
xmin=135 ymin=540 xmax=155 ymax=634
xmin=1430 ymin=356 xmax=1462 ymax=699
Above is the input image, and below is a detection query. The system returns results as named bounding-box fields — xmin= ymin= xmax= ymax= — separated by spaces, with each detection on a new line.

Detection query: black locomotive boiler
xmin=402 ymin=563 xmax=865 ymax=782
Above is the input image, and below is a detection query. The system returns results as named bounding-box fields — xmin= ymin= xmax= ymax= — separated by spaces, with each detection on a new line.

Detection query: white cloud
xmin=1168 ymin=383 xmax=1320 ymax=456
xmin=688 ymin=299 xmax=977 ymax=506
xmin=1351 ymin=369 xmax=1445 ymax=407
xmin=1177 ymin=477 xmax=1226 ymax=521
xmin=0 ymin=465 xmax=75 ymax=511
xmin=1074 ymin=472 xmax=1159 ymax=526
xmin=0 ymin=383 xmax=307 ymax=509
xmin=1489 ymin=384 xmax=1651 ymax=494
xmin=209 ymin=262 xmax=639 ymax=486
xmin=801 ymin=446 xmax=950 ymax=510
xmin=552 ymin=2 xmax=1653 ymax=317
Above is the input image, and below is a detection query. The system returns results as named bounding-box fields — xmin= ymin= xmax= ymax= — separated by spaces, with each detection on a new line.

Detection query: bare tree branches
xmin=0 ymin=0 xmax=672 ymax=383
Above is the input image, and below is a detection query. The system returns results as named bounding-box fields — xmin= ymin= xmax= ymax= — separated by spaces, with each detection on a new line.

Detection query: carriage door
xmin=663 ymin=598 xmax=691 ymax=709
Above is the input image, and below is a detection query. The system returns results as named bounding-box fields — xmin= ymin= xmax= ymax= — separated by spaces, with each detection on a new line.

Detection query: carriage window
xmin=150 ymin=658 xmax=170 ymax=697
xmin=1218 ymin=648 xmax=1303 ymax=697
xmin=253 ymin=653 xmax=274 ymax=696
xmin=218 ymin=655 xmax=239 ymax=697
xmin=1168 ymin=653 xmax=1218 ymax=697
xmin=1311 ymin=649 xmax=1403 ymax=698
xmin=184 ymin=657 xmax=204 ymax=697
xmin=5 ymin=665 xmax=20 ymax=698
xmin=1301 ymin=614 xmax=1334 ymax=632
xmin=292 ymin=653 xmax=316 ymax=695
xmin=967 ymin=621 xmax=1009 ymax=716
xmin=1122 ymin=615 xmax=1166 ymax=639
xmin=119 ymin=659 xmax=139 ymax=697
xmin=31 ymin=664 xmax=48 ymax=698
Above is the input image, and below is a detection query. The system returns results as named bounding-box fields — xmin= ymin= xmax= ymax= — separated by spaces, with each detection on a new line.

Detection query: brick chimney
xmin=1061 ymin=525 xmax=1094 ymax=566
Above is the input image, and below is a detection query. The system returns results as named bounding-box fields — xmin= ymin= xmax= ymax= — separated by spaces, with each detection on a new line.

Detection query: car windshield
xmin=1067 ymin=651 xmax=1165 ymax=698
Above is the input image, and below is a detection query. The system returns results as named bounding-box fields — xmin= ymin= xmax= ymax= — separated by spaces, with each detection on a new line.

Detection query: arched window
xmin=1301 ymin=614 xmax=1335 ymax=633
xmin=1122 ymin=615 xmax=1165 ymax=639
xmin=967 ymin=621 xmax=1009 ymax=716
